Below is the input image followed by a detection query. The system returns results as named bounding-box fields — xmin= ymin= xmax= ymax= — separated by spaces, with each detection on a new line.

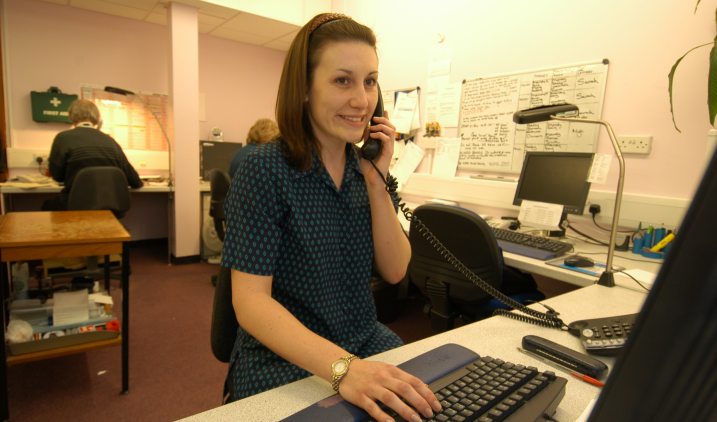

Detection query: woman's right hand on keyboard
xmin=338 ymin=359 xmax=442 ymax=422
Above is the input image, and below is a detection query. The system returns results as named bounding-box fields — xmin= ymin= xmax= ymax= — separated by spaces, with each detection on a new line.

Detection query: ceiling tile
xmin=99 ymin=0 xmax=158 ymax=11
xmin=221 ymin=12 xmax=298 ymax=40
xmin=70 ymin=0 xmax=150 ymax=20
xmin=145 ymin=11 xmax=167 ymax=25
xmin=198 ymin=21 xmax=216 ymax=34
xmin=39 ymin=0 xmax=70 ymax=5
xmin=278 ymin=30 xmax=298 ymax=43
xmin=210 ymin=27 xmax=271 ymax=46
xmin=262 ymin=39 xmax=291 ymax=52
xmin=198 ymin=12 xmax=225 ymax=26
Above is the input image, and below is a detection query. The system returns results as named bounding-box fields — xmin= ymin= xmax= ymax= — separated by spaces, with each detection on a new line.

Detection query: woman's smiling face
xmin=306 ymin=41 xmax=379 ymax=149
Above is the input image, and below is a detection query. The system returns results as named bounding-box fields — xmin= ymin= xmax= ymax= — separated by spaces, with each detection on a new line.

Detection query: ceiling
xmin=38 ymin=0 xmax=300 ymax=51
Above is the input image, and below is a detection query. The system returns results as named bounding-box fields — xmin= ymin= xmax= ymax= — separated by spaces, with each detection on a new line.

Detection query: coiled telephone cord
xmin=368 ymin=159 xmax=567 ymax=330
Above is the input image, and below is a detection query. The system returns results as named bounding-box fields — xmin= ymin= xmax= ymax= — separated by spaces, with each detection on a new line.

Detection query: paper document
xmin=382 ymin=91 xmax=395 ymax=118
xmin=588 ymin=153 xmax=612 ymax=185
xmin=437 ymin=83 xmax=461 ymax=128
xmin=392 ymin=92 xmax=418 ymax=134
xmin=432 ymin=137 xmax=462 ymax=179
xmin=392 ymin=142 xmax=425 ymax=190
xmin=53 ymin=290 xmax=90 ymax=326
xmin=518 ymin=200 xmax=564 ymax=231
xmin=428 ymin=59 xmax=451 ymax=77
xmin=427 ymin=75 xmax=450 ymax=94
xmin=426 ymin=93 xmax=439 ymax=122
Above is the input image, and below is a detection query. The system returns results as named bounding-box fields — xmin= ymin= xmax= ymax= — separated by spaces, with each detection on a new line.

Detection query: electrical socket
xmin=617 ymin=136 xmax=652 ymax=155
xmin=33 ymin=153 xmax=49 ymax=165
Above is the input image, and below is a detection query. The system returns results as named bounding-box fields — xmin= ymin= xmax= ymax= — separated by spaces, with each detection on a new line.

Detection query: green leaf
xmin=709 ymin=38 xmax=717 ymax=126
xmin=669 ymin=42 xmax=715 ymax=132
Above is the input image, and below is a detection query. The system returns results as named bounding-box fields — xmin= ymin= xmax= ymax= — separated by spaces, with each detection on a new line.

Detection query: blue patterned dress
xmin=220 ymin=140 xmax=404 ymax=401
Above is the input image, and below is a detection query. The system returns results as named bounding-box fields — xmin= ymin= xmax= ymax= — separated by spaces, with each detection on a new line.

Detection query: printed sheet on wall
xmin=457 ymin=60 xmax=609 ymax=173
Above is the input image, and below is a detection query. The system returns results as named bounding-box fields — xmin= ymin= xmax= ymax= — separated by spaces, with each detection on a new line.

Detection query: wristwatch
xmin=331 ymin=354 xmax=358 ymax=392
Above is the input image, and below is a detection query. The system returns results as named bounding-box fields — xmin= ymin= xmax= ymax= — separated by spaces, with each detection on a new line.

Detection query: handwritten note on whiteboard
xmin=458 ymin=61 xmax=608 ymax=173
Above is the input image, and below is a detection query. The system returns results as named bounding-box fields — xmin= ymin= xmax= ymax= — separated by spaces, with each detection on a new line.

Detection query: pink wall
xmin=338 ymin=0 xmax=715 ymax=201
xmin=4 ymin=0 xmax=285 ymax=152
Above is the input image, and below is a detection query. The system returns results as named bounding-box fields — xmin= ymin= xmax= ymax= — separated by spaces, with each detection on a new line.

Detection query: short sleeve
xmin=220 ymin=152 xmax=283 ymax=276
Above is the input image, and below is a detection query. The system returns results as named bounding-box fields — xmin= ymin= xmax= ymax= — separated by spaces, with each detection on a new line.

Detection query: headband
xmin=309 ymin=13 xmax=351 ymax=34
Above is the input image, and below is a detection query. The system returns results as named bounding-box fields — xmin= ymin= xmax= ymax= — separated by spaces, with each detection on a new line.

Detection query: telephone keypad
xmin=568 ymin=314 xmax=638 ymax=356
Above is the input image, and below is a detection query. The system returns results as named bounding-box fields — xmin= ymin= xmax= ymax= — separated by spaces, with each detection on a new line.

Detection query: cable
xmin=591 ymin=213 xmax=634 ymax=233
xmin=616 ymin=269 xmax=650 ymax=291
xmin=366 ymin=158 xmax=567 ymax=330
xmin=567 ymin=224 xmax=609 ymax=246
xmin=543 ymin=414 xmax=562 ymax=422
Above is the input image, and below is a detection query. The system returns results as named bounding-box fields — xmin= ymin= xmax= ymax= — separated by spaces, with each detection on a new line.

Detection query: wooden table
xmin=0 ymin=211 xmax=131 ymax=421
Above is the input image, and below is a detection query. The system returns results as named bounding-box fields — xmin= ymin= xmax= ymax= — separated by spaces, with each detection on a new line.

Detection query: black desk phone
xmin=568 ymin=313 xmax=638 ymax=356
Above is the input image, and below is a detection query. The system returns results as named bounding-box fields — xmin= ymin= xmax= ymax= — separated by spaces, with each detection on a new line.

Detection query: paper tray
xmin=7 ymin=330 xmax=119 ymax=356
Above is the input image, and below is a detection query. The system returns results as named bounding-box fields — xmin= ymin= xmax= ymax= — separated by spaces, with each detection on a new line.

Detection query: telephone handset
xmin=358 ymin=84 xmax=384 ymax=161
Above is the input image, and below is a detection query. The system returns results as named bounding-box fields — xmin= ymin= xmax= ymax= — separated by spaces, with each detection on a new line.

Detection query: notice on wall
xmin=457 ymin=61 xmax=608 ymax=173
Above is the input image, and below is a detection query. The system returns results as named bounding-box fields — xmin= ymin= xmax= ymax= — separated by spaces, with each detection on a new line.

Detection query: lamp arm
xmin=131 ymin=94 xmax=173 ymax=188
xmin=550 ymin=116 xmax=626 ymax=282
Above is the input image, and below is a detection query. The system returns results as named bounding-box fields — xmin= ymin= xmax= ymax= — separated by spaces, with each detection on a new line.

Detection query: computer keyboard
xmin=492 ymin=228 xmax=573 ymax=261
xmin=362 ymin=355 xmax=566 ymax=422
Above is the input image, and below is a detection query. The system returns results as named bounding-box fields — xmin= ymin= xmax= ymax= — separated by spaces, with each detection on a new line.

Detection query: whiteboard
xmin=457 ymin=60 xmax=609 ymax=173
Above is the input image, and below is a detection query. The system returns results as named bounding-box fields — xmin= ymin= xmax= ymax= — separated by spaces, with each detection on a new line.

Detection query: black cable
xmin=616 ymin=269 xmax=650 ymax=291
xmin=543 ymin=414 xmax=561 ymax=422
xmin=366 ymin=158 xmax=567 ymax=330
xmin=567 ymin=224 xmax=609 ymax=246
xmin=591 ymin=213 xmax=634 ymax=233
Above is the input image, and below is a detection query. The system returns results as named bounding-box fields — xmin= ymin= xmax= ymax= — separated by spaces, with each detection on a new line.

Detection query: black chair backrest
xmin=211 ymin=265 xmax=239 ymax=363
xmin=67 ymin=166 xmax=131 ymax=219
xmin=408 ymin=204 xmax=503 ymax=304
xmin=209 ymin=168 xmax=231 ymax=242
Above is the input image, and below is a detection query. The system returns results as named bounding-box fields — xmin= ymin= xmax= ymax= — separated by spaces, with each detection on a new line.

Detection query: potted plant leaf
xmin=669 ymin=0 xmax=717 ymax=132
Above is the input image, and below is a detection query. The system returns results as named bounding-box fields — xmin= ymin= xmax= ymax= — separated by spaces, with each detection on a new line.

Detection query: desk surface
xmin=0 ymin=184 xmax=171 ymax=193
xmin=180 ymin=285 xmax=647 ymax=422
xmin=0 ymin=211 xmax=130 ymax=249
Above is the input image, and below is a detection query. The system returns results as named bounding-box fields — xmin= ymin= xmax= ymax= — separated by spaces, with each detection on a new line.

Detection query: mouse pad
xmin=546 ymin=257 xmax=624 ymax=276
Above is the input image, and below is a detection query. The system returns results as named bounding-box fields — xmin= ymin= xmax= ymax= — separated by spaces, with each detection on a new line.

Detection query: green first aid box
xmin=30 ymin=87 xmax=78 ymax=123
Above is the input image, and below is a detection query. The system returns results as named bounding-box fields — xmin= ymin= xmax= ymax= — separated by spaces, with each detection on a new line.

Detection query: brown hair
xmin=68 ymin=99 xmax=100 ymax=125
xmin=275 ymin=13 xmax=377 ymax=171
xmin=246 ymin=118 xmax=279 ymax=145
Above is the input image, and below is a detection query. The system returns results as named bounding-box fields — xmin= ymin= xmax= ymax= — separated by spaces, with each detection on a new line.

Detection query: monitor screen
xmin=512 ymin=152 xmax=594 ymax=215
xmin=200 ymin=141 xmax=242 ymax=181
xmin=587 ymin=149 xmax=717 ymax=421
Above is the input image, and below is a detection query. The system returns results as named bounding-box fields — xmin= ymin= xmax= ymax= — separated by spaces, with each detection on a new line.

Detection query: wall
xmin=3 ymin=0 xmax=285 ymax=169
xmin=2 ymin=0 xmax=286 ymax=242
xmin=335 ymin=0 xmax=715 ymax=204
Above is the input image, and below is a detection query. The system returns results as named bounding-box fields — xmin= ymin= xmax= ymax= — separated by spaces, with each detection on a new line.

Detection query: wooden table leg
xmin=1 ymin=255 xmax=10 ymax=421
xmin=121 ymin=242 xmax=129 ymax=395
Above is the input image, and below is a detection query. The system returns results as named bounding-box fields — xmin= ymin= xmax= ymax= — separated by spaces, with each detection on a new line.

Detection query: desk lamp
xmin=513 ymin=104 xmax=625 ymax=287
xmin=104 ymin=86 xmax=173 ymax=188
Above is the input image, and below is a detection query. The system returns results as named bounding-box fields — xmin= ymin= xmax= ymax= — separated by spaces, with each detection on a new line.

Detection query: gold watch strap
xmin=331 ymin=354 xmax=358 ymax=392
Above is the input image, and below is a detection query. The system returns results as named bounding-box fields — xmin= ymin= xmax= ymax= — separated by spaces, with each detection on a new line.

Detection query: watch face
xmin=334 ymin=361 xmax=347 ymax=374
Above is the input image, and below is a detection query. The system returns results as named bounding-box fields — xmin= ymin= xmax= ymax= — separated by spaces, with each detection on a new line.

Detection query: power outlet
xmin=33 ymin=153 xmax=49 ymax=165
xmin=617 ymin=136 xmax=652 ymax=155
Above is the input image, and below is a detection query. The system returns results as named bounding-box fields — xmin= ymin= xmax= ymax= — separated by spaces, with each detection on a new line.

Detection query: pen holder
xmin=643 ymin=232 xmax=653 ymax=249
xmin=632 ymin=237 xmax=644 ymax=254
xmin=653 ymin=228 xmax=666 ymax=246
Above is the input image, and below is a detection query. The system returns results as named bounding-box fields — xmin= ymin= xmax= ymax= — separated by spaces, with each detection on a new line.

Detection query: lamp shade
xmin=513 ymin=104 xmax=579 ymax=124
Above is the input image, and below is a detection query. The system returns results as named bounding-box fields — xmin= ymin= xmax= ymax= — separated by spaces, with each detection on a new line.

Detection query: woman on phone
xmin=221 ymin=12 xmax=441 ymax=422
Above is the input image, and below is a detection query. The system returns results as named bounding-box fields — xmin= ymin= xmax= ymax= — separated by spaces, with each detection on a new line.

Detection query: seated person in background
xmin=228 ymin=117 xmax=279 ymax=177
xmin=42 ymin=99 xmax=143 ymax=211
xmin=220 ymin=12 xmax=441 ymax=422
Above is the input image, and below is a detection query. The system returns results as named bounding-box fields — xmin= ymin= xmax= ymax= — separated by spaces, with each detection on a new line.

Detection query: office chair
xmin=44 ymin=166 xmax=131 ymax=290
xmin=211 ymin=265 xmax=239 ymax=363
xmin=408 ymin=204 xmax=545 ymax=332
xmin=209 ymin=168 xmax=231 ymax=286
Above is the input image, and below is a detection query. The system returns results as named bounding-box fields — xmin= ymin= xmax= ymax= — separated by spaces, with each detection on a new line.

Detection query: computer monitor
xmin=200 ymin=140 xmax=242 ymax=181
xmin=512 ymin=152 xmax=593 ymax=236
xmin=587 ymin=149 xmax=717 ymax=421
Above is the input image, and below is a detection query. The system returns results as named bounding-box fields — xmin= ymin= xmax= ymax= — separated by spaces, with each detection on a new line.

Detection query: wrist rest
xmin=280 ymin=343 xmax=479 ymax=422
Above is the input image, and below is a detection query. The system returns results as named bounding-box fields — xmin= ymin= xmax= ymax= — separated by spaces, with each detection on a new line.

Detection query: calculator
xmin=567 ymin=313 xmax=638 ymax=356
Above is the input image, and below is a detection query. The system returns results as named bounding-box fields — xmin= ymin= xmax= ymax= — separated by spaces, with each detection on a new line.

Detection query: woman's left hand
xmin=360 ymin=112 xmax=396 ymax=189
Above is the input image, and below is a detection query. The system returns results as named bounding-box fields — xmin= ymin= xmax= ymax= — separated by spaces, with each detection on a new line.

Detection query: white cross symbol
xmin=50 ymin=97 xmax=61 ymax=107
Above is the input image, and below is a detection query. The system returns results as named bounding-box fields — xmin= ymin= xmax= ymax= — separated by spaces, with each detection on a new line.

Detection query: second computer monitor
xmin=512 ymin=151 xmax=594 ymax=215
